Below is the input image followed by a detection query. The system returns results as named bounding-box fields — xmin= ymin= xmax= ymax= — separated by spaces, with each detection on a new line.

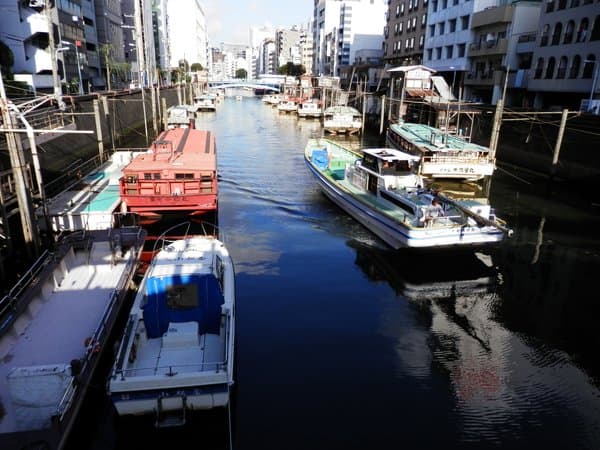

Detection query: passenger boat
xmin=386 ymin=121 xmax=495 ymax=181
xmin=297 ymin=99 xmax=322 ymax=119
xmin=304 ymin=138 xmax=511 ymax=249
xmin=323 ymin=105 xmax=362 ymax=135
xmin=0 ymin=224 xmax=146 ymax=450
xmin=119 ymin=127 xmax=218 ymax=222
xmin=193 ymin=93 xmax=217 ymax=112
xmin=108 ymin=223 xmax=235 ymax=427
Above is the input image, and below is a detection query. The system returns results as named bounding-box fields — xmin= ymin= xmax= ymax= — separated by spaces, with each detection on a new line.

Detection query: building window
xmin=419 ymin=35 xmax=425 ymax=48
xmin=396 ymin=4 xmax=400 ymax=17
xmin=460 ymin=15 xmax=469 ymax=30
xmin=569 ymin=55 xmax=581 ymax=78
xmin=591 ymin=15 xmax=600 ymax=41
xmin=432 ymin=0 xmax=438 ymax=12
xmin=436 ymin=47 xmax=442 ymax=59
xmin=449 ymin=19 xmax=456 ymax=32
xmin=583 ymin=55 xmax=596 ymax=78
xmin=442 ymin=0 xmax=448 ymax=8
xmin=570 ymin=0 xmax=580 ymax=6
xmin=401 ymin=3 xmax=405 ymax=14
xmin=446 ymin=45 xmax=453 ymax=58
xmin=429 ymin=24 xmax=435 ymax=37
xmin=545 ymin=57 xmax=556 ymax=78
xmin=551 ymin=23 xmax=563 ymax=45
xmin=534 ymin=57 xmax=544 ymax=78
xmin=564 ymin=20 xmax=575 ymax=43
xmin=557 ymin=0 xmax=567 ymax=9
xmin=439 ymin=22 xmax=445 ymax=35
xmin=427 ymin=48 xmax=433 ymax=60
xmin=541 ymin=24 xmax=550 ymax=46
xmin=576 ymin=18 xmax=589 ymax=42
xmin=457 ymin=43 xmax=465 ymax=57
xmin=412 ymin=17 xmax=417 ymax=30
xmin=422 ymin=14 xmax=427 ymax=27
xmin=556 ymin=56 xmax=568 ymax=78
xmin=546 ymin=0 xmax=555 ymax=13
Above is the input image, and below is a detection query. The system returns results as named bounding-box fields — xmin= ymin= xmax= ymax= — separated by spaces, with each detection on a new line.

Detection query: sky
xmin=202 ymin=0 xmax=314 ymax=46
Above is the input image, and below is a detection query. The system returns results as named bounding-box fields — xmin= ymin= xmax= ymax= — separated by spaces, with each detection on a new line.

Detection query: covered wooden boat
xmin=119 ymin=128 xmax=218 ymax=221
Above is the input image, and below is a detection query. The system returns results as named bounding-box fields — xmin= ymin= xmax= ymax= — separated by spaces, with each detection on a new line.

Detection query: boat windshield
xmin=381 ymin=159 xmax=413 ymax=176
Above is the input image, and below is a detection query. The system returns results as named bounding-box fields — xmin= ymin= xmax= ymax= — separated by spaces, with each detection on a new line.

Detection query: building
xmin=122 ymin=0 xmax=157 ymax=88
xmin=167 ymin=0 xmax=208 ymax=70
xmin=94 ymin=0 xmax=126 ymax=90
xmin=300 ymin=22 xmax=314 ymax=75
xmin=276 ymin=26 xmax=302 ymax=69
xmin=152 ymin=0 xmax=171 ymax=86
xmin=383 ymin=0 xmax=430 ymax=68
xmin=528 ymin=0 xmax=600 ymax=110
xmin=464 ymin=1 xmax=541 ymax=105
xmin=250 ymin=25 xmax=275 ymax=78
xmin=312 ymin=0 xmax=388 ymax=77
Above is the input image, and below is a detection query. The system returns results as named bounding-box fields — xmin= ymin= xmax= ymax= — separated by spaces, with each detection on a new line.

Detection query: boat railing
xmin=56 ymin=230 xmax=143 ymax=420
xmin=0 ymin=249 xmax=53 ymax=334
xmin=44 ymin=154 xmax=104 ymax=199
xmin=116 ymin=359 xmax=229 ymax=379
xmin=422 ymin=154 xmax=493 ymax=164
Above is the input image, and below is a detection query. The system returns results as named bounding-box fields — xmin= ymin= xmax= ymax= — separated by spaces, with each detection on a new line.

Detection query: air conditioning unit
xmin=580 ymin=99 xmax=600 ymax=115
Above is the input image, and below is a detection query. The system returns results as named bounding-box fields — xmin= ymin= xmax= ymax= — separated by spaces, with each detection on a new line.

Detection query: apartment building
xmin=528 ymin=0 xmax=600 ymax=109
xmin=312 ymin=0 xmax=387 ymax=76
xmin=383 ymin=0 xmax=430 ymax=67
xmin=276 ymin=27 xmax=302 ymax=69
xmin=465 ymin=1 xmax=541 ymax=105
xmin=167 ymin=0 xmax=208 ymax=70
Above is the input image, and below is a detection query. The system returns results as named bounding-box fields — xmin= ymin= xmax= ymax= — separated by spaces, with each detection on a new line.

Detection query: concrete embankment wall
xmin=35 ymin=87 xmax=181 ymax=189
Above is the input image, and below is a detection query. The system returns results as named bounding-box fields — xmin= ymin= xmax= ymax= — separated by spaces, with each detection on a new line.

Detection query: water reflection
xmin=349 ymin=242 xmax=600 ymax=448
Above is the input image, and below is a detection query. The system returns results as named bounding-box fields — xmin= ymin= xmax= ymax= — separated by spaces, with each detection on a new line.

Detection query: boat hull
xmin=305 ymin=153 xmax=504 ymax=249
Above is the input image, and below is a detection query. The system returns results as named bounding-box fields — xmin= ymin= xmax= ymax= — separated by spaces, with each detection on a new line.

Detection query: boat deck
xmin=0 ymin=233 xmax=138 ymax=434
xmin=40 ymin=151 xmax=142 ymax=232
xmin=126 ymin=331 xmax=223 ymax=378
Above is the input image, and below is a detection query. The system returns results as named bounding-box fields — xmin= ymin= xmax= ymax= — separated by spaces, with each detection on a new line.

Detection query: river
xmin=67 ymin=92 xmax=600 ymax=450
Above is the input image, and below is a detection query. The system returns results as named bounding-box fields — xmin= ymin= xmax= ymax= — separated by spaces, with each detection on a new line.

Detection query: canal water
xmin=67 ymin=93 xmax=600 ymax=449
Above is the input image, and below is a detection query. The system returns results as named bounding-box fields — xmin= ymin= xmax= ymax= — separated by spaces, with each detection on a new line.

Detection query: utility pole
xmin=0 ymin=70 xmax=40 ymax=258
xmin=134 ymin=0 xmax=149 ymax=145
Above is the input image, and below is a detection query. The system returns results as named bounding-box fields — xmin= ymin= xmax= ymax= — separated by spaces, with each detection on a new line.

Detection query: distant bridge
xmin=208 ymin=80 xmax=281 ymax=93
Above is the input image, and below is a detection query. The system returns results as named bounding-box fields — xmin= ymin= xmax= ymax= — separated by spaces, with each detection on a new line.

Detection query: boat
xmin=304 ymin=138 xmax=512 ymax=249
xmin=235 ymin=95 xmax=243 ymax=101
xmin=166 ymin=105 xmax=197 ymax=129
xmin=276 ymin=98 xmax=299 ymax=114
xmin=297 ymin=99 xmax=322 ymax=119
xmin=322 ymin=105 xmax=362 ymax=135
xmin=386 ymin=121 xmax=495 ymax=181
xmin=193 ymin=93 xmax=217 ymax=112
xmin=107 ymin=223 xmax=235 ymax=427
xmin=119 ymin=127 xmax=218 ymax=222
xmin=0 ymin=224 xmax=146 ymax=449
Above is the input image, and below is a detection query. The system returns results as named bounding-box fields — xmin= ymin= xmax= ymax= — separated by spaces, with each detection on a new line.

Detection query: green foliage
xmin=235 ymin=68 xmax=247 ymax=79
xmin=190 ymin=63 xmax=203 ymax=72
xmin=278 ymin=62 xmax=305 ymax=77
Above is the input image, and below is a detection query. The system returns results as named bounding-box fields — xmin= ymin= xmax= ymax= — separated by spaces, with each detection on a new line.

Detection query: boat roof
xmin=389 ymin=121 xmax=490 ymax=153
xmin=324 ymin=105 xmax=360 ymax=114
xmin=123 ymin=128 xmax=216 ymax=173
xmin=149 ymin=236 xmax=227 ymax=278
xmin=362 ymin=147 xmax=421 ymax=162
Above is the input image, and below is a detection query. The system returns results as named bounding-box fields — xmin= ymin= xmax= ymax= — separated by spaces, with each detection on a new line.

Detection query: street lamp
xmin=61 ymin=40 xmax=84 ymax=95
xmin=584 ymin=59 xmax=599 ymax=113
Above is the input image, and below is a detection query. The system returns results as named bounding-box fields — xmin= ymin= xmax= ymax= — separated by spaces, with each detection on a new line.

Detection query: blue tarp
xmin=311 ymin=149 xmax=329 ymax=170
xmin=143 ymin=274 xmax=224 ymax=338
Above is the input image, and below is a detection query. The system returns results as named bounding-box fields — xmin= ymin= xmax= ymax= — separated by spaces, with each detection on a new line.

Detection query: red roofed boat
xmin=119 ymin=127 xmax=217 ymax=222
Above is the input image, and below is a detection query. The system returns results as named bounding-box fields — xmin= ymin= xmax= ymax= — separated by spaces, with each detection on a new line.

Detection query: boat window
xmin=126 ymin=175 xmax=137 ymax=183
xmin=143 ymin=173 xmax=161 ymax=180
xmin=175 ymin=173 xmax=195 ymax=180
xmin=362 ymin=154 xmax=379 ymax=172
xmin=380 ymin=191 xmax=416 ymax=215
xmin=166 ymin=284 xmax=199 ymax=309
xmin=201 ymin=175 xmax=213 ymax=182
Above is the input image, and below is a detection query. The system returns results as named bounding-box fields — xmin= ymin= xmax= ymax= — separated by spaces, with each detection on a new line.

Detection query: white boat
xmin=323 ymin=105 xmax=362 ymax=135
xmin=0 ymin=225 xmax=146 ymax=450
xmin=108 ymin=223 xmax=235 ymax=427
xmin=304 ymin=138 xmax=512 ymax=249
xmin=277 ymin=99 xmax=299 ymax=114
xmin=193 ymin=93 xmax=217 ymax=112
xmin=386 ymin=121 xmax=495 ymax=181
xmin=297 ymin=100 xmax=323 ymax=119
xmin=166 ymin=105 xmax=196 ymax=129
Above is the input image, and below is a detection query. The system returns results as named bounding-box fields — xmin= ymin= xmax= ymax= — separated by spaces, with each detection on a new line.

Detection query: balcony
xmin=471 ymin=5 xmax=514 ymax=28
xmin=468 ymin=38 xmax=508 ymax=58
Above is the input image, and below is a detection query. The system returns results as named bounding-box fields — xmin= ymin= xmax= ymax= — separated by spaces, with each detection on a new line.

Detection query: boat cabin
xmin=359 ymin=148 xmax=422 ymax=192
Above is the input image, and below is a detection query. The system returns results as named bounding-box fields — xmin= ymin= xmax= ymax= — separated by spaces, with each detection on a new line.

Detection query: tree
xmin=235 ymin=68 xmax=247 ymax=79
xmin=278 ymin=62 xmax=305 ymax=77
xmin=190 ymin=63 xmax=203 ymax=72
